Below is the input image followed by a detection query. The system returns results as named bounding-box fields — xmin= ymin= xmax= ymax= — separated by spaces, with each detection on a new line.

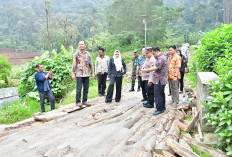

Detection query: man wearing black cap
xmin=129 ymin=50 xmax=140 ymax=92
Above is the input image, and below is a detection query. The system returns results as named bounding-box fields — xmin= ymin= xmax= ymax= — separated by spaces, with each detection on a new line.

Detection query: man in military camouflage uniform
xmin=129 ymin=50 xmax=140 ymax=92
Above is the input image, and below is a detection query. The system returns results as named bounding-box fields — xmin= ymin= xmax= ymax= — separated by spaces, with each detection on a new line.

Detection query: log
xmin=182 ymin=135 xmax=228 ymax=157
xmin=164 ymin=138 xmax=199 ymax=157
xmin=155 ymin=154 xmax=165 ymax=157
xmin=81 ymin=106 xmax=133 ymax=127
xmin=177 ymin=121 xmax=188 ymax=131
xmin=127 ymin=116 xmax=161 ymax=145
xmin=177 ymin=103 xmax=190 ymax=110
xmin=124 ymin=110 xmax=145 ymax=129
xmin=197 ymin=123 xmax=204 ymax=142
xmin=179 ymin=139 xmax=192 ymax=151
xmin=33 ymin=111 xmax=68 ymax=122
xmin=167 ymin=120 xmax=180 ymax=141
xmin=183 ymin=120 xmax=191 ymax=125
xmin=186 ymin=111 xmax=199 ymax=132
xmin=162 ymin=150 xmax=176 ymax=157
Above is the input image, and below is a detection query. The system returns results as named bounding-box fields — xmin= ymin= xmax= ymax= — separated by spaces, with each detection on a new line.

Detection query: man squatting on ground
xmin=35 ymin=64 xmax=55 ymax=113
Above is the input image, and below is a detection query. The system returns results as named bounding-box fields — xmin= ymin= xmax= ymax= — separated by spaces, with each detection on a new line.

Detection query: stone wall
xmin=197 ymin=72 xmax=219 ymax=132
xmin=0 ymin=87 xmax=19 ymax=107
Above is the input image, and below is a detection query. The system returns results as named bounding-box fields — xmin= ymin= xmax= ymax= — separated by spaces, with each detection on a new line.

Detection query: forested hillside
xmin=0 ymin=0 xmax=228 ymax=52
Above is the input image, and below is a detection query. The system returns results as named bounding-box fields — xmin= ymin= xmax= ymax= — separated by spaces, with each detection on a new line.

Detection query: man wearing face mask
xmin=72 ymin=40 xmax=95 ymax=107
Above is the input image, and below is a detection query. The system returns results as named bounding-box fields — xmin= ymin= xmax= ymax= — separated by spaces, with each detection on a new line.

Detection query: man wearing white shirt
xmin=95 ymin=48 xmax=110 ymax=96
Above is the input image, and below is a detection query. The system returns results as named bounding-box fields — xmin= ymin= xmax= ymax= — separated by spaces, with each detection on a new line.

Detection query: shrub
xmin=204 ymin=52 xmax=232 ymax=156
xmin=0 ymin=53 xmax=11 ymax=88
xmin=19 ymin=50 xmax=73 ymax=98
xmin=194 ymin=24 xmax=232 ymax=72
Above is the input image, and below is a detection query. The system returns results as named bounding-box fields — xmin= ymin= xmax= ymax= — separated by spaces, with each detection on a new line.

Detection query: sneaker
xmin=82 ymin=102 xmax=91 ymax=106
xmin=179 ymin=91 xmax=183 ymax=94
xmin=137 ymin=88 xmax=141 ymax=92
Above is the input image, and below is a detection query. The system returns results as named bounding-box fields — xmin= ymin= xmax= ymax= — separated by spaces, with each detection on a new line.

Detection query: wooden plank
xmin=182 ymin=135 xmax=228 ymax=157
xmin=164 ymin=138 xmax=199 ymax=157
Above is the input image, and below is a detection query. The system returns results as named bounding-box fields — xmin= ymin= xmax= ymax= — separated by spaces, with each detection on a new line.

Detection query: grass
xmin=185 ymin=115 xmax=193 ymax=121
xmin=185 ymin=45 xmax=198 ymax=88
xmin=0 ymin=75 xmax=130 ymax=124
xmin=192 ymin=146 xmax=211 ymax=157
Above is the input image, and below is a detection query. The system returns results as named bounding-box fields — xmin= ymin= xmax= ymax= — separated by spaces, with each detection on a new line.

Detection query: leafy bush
xmin=0 ymin=53 xmax=11 ymax=88
xmin=19 ymin=50 xmax=73 ymax=98
xmin=92 ymin=31 xmax=143 ymax=56
xmin=194 ymin=24 xmax=232 ymax=72
xmin=204 ymin=52 xmax=232 ymax=156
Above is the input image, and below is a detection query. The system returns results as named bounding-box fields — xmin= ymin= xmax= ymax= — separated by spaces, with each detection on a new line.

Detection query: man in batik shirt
xmin=72 ymin=40 xmax=95 ymax=107
xmin=168 ymin=45 xmax=181 ymax=108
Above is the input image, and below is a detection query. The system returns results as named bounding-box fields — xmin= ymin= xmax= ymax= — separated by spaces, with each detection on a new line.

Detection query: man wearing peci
xmin=95 ymin=47 xmax=110 ymax=96
xmin=72 ymin=40 xmax=95 ymax=107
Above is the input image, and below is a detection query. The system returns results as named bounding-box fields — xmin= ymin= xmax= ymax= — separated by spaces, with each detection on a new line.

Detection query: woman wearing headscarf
xmin=105 ymin=50 xmax=127 ymax=103
xmin=177 ymin=49 xmax=187 ymax=93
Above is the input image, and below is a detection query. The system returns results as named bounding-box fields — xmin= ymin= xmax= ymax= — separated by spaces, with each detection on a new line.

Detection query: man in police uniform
xmin=129 ymin=50 xmax=140 ymax=92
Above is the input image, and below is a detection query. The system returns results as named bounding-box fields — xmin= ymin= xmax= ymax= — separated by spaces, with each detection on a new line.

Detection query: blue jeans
xmin=39 ymin=90 xmax=55 ymax=112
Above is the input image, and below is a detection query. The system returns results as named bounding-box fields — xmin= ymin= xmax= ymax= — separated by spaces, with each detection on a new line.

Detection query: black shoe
xmin=115 ymin=100 xmax=120 ymax=103
xmin=141 ymin=98 xmax=147 ymax=102
xmin=105 ymin=100 xmax=111 ymax=103
xmin=137 ymin=88 xmax=141 ymax=92
xmin=153 ymin=110 xmax=165 ymax=115
xmin=168 ymin=93 xmax=171 ymax=96
xmin=129 ymin=88 xmax=135 ymax=92
xmin=143 ymin=102 xmax=154 ymax=108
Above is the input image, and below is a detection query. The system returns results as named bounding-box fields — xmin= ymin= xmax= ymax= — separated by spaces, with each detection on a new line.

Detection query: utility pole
xmin=223 ymin=0 xmax=230 ymax=24
xmin=141 ymin=16 xmax=161 ymax=47
xmin=92 ymin=9 xmax=96 ymax=54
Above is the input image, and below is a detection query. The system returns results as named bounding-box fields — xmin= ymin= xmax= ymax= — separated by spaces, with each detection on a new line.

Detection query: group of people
xmin=130 ymin=46 xmax=188 ymax=115
xmin=35 ymin=40 xmax=187 ymax=116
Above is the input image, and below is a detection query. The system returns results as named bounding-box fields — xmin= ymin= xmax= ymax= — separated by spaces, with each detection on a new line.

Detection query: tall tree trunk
xmin=223 ymin=0 xmax=230 ymax=24
xmin=45 ymin=0 xmax=52 ymax=56
xmin=92 ymin=10 xmax=96 ymax=54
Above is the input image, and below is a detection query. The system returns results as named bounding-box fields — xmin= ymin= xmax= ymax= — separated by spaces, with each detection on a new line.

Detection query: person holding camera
xmin=35 ymin=63 xmax=55 ymax=113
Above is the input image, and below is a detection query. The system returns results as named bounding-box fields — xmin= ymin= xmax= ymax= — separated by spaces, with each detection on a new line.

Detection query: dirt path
xmin=0 ymin=83 xmax=189 ymax=157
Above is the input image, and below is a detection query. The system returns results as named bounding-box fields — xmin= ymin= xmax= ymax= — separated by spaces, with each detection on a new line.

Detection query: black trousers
xmin=39 ymin=90 xmax=55 ymax=112
xmin=154 ymin=81 xmax=166 ymax=111
xmin=76 ymin=77 xmax=89 ymax=103
xmin=97 ymin=73 xmax=108 ymax=95
xmin=147 ymin=83 xmax=154 ymax=105
xmin=179 ymin=71 xmax=185 ymax=92
xmin=141 ymin=79 xmax=148 ymax=100
xmin=106 ymin=76 xmax=122 ymax=102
